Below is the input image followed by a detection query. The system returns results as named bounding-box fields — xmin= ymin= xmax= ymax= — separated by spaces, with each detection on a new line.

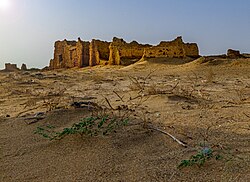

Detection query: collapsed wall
xmin=4 ymin=63 xmax=19 ymax=72
xmin=109 ymin=37 xmax=151 ymax=65
xmin=89 ymin=39 xmax=110 ymax=66
xmin=143 ymin=37 xmax=199 ymax=59
xmin=50 ymin=38 xmax=90 ymax=69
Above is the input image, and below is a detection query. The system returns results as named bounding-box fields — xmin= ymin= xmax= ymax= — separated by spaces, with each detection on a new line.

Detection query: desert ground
xmin=0 ymin=57 xmax=250 ymax=181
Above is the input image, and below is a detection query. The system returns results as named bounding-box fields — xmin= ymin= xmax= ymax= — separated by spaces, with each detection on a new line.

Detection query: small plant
xmin=34 ymin=125 xmax=56 ymax=140
xmin=34 ymin=115 xmax=129 ymax=140
xmin=178 ymin=147 xmax=222 ymax=168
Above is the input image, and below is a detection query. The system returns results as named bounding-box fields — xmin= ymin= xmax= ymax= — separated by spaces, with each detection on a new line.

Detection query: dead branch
xmin=129 ymin=94 xmax=141 ymax=101
xmin=148 ymin=125 xmax=187 ymax=147
xmin=243 ymin=112 xmax=250 ymax=118
xmin=144 ymin=69 xmax=158 ymax=81
xmin=104 ymin=97 xmax=116 ymax=110
xmin=24 ymin=116 xmax=45 ymax=120
xmin=17 ymin=106 xmax=40 ymax=117
xmin=113 ymin=90 xmax=125 ymax=102
xmin=128 ymin=76 xmax=143 ymax=90
xmin=24 ymin=117 xmax=45 ymax=125
xmin=170 ymin=82 xmax=180 ymax=93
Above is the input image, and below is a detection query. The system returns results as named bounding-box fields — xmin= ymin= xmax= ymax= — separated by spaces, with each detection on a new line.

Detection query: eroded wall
xmin=4 ymin=63 xmax=19 ymax=71
xmin=49 ymin=36 xmax=199 ymax=69
xmin=50 ymin=38 xmax=90 ymax=69
xmin=77 ymin=39 xmax=90 ymax=67
xmin=109 ymin=37 xmax=151 ymax=65
xmin=89 ymin=40 xmax=110 ymax=66
xmin=143 ymin=37 xmax=199 ymax=58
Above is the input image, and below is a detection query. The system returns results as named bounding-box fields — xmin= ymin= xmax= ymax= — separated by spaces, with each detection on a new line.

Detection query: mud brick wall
xmin=143 ymin=37 xmax=199 ymax=59
xmin=109 ymin=37 xmax=151 ymax=65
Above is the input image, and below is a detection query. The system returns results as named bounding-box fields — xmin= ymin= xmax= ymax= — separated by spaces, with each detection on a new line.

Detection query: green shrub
xmin=178 ymin=147 xmax=222 ymax=168
xmin=34 ymin=115 xmax=129 ymax=140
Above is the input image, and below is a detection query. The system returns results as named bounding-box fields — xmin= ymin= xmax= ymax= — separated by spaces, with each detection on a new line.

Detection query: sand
xmin=1 ymin=58 xmax=250 ymax=181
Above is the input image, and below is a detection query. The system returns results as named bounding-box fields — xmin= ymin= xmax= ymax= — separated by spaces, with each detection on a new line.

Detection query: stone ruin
xmin=4 ymin=63 xmax=19 ymax=72
xmin=49 ymin=38 xmax=90 ymax=69
xmin=49 ymin=36 xmax=200 ymax=69
xmin=227 ymin=49 xmax=242 ymax=59
xmin=3 ymin=63 xmax=28 ymax=72
xmin=21 ymin=63 xmax=27 ymax=71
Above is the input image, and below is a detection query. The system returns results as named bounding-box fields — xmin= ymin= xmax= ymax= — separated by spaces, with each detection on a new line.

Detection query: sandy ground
xmin=0 ymin=58 xmax=250 ymax=181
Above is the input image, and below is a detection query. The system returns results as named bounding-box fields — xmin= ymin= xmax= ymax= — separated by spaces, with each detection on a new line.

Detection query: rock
xmin=227 ymin=49 xmax=241 ymax=58
xmin=21 ymin=63 xmax=27 ymax=71
xmin=34 ymin=112 xmax=45 ymax=117
xmin=31 ymin=73 xmax=44 ymax=79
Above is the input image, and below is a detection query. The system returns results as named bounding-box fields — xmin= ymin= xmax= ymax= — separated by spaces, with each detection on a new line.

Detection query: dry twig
xmin=17 ymin=106 xmax=40 ymax=117
xmin=243 ymin=112 xmax=250 ymax=118
xmin=104 ymin=97 xmax=116 ymax=110
xmin=113 ymin=90 xmax=125 ymax=102
xmin=148 ymin=125 xmax=187 ymax=147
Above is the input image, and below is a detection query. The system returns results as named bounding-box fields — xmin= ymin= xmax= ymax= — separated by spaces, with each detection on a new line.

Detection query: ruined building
xmin=49 ymin=36 xmax=199 ymax=69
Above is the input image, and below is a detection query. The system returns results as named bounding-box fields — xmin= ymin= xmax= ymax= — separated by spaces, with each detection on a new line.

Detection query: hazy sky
xmin=0 ymin=0 xmax=250 ymax=69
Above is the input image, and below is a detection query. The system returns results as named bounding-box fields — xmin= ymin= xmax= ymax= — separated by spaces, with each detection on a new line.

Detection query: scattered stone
xmin=6 ymin=114 xmax=10 ymax=118
xmin=71 ymin=101 xmax=100 ymax=110
xmin=31 ymin=73 xmax=44 ymax=79
xmin=34 ymin=112 xmax=45 ymax=118
xmin=24 ymin=112 xmax=46 ymax=125
xmin=71 ymin=101 xmax=90 ymax=109
xmin=71 ymin=102 xmax=86 ymax=108
xmin=21 ymin=71 xmax=31 ymax=76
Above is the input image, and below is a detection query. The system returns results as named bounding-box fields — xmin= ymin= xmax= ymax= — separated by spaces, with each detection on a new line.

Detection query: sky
xmin=0 ymin=0 xmax=250 ymax=69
